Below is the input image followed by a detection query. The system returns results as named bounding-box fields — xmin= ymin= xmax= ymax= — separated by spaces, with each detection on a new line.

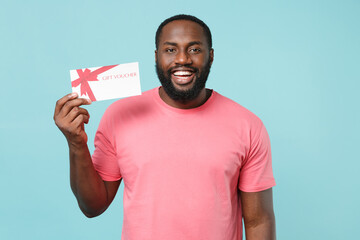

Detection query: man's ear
xmin=209 ymin=48 xmax=214 ymax=66
xmin=155 ymin=50 xmax=158 ymax=62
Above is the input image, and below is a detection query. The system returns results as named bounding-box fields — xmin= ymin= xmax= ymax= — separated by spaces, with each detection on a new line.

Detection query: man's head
xmin=155 ymin=15 xmax=214 ymax=102
xmin=155 ymin=14 xmax=212 ymax=51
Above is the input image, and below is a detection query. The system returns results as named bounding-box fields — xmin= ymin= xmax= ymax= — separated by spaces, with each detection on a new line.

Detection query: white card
xmin=70 ymin=62 xmax=141 ymax=101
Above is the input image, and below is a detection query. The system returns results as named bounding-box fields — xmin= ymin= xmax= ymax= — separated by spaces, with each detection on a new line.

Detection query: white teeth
xmin=173 ymin=71 xmax=192 ymax=76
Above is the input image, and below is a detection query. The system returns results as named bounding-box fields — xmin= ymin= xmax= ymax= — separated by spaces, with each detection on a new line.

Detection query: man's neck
xmin=158 ymin=87 xmax=212 ymax=109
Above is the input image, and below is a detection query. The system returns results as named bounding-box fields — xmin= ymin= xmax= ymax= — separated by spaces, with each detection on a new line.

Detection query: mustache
xmin=168 ymin=65 xmax=198 ymax=73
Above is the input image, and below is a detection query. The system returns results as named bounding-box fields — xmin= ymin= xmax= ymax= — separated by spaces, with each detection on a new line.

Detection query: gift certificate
xmin=70 ymin=62 xmax=141 ymax=102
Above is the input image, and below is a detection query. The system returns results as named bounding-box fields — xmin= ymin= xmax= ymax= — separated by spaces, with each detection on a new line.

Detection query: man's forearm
xmin=69 ymin=143 xmax=108 ymax=217
xmin=244 ymin=216 xmax=276 ymax=240
xmin=54 ymin=93 xmax=109 ymax=217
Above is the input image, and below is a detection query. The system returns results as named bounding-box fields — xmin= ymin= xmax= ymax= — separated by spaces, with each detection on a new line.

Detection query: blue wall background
xmin=1 ymin=0 xmax=359 ymax=239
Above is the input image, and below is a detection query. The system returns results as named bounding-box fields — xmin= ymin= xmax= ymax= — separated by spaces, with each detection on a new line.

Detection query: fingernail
xmin=69 ymin=92 xmax=77 ymax=98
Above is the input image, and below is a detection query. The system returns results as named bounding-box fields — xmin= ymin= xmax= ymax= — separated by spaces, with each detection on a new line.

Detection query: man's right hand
xmin=53 ymin=93 xmax=120 ymax=218
xmin=54 ymin=93 xmax=92 ymax=147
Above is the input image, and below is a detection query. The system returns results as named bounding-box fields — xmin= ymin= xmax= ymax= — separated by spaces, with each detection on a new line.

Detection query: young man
xmin=54 ymin=14 xmax=276 ymax=240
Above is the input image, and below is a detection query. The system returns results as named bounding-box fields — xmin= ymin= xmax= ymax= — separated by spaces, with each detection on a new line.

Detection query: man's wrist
xmin=68 ymin=140 xmax=88 ymax=154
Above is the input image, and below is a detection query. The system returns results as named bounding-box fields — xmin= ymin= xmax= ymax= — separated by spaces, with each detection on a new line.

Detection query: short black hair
xmin=155 ymin=14 xmax=212 ymax=50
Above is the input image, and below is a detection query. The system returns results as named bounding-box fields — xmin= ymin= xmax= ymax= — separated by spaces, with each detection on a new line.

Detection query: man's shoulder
xmin=109 ymin=87 xmax=156 ymax=107
xmin=102 ymin=87 xmax=157 ymax=117
xmin=213 ymin=91 xmax=263 ymax=124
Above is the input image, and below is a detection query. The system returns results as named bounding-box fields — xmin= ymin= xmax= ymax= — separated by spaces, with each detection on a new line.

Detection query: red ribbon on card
xmin=71 ymin=65 xmax=117 ymax=101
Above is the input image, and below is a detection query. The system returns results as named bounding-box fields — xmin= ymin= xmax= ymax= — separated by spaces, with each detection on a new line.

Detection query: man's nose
xmin=175 ymin=50 xmax=192 ymax=65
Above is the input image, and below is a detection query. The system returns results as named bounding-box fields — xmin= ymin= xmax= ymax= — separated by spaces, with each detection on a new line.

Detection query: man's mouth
xmin=171 ymin=69 xmax=196 ymax=85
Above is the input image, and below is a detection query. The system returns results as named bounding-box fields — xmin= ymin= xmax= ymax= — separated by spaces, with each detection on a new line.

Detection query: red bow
xmin=71 ymin=65 xmax=117 ymax=101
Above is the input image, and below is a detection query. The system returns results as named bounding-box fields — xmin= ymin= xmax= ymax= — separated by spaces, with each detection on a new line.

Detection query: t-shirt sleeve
xmin=92 ymin=109 xmax=122 ymax=182
xmin=238 ymin=123 xmax=276 ymax=192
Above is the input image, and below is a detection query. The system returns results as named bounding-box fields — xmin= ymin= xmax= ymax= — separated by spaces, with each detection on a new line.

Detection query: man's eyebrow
xmin=188 ymin=41 xmax=202 ymax=46
xmin=163 ymin=42 xmax=177 ymax=46
xmin=162 ymin=41 xmax=203 ymax=46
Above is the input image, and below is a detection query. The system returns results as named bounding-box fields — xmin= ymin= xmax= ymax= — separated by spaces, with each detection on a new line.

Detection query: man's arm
xmin=241 ymin=188 xmax=276 ymax=240
xmin=54 ymin=93 xmax=120 ymax=217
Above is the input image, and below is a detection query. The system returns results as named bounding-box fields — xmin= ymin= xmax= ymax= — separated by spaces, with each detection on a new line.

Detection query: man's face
xmin=155 ymin=20 xmax=214 ymax=102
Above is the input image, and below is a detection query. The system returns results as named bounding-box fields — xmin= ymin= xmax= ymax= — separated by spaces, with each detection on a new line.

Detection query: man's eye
xmin=190 ymin=48 xmax=201 ymax=53
xmin=166 ymin=48 xmax=175 ymax=53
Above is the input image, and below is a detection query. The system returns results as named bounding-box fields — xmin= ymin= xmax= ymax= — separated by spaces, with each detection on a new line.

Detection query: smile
xmin=171 ymin=70 xmax=195 ymax=85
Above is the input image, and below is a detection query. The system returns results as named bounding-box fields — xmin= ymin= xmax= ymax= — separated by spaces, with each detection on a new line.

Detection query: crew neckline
xmin=152 ymin=86 xmax=216 ymax=114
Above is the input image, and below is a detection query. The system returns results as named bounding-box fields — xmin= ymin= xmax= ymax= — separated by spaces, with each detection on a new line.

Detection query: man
xmin=54 ymin=14 xmax=276 ymax=240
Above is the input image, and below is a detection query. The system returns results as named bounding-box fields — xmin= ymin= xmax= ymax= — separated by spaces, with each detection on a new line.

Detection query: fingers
xmin=54 ymin=93 xmax=92 ymax=136
xmin=67 ymin=107 xmax=90 ymax=124
xmin=73 ymin=113 xmax=89 ymax=128
xmin=54 ymin=93 xmax=92 ymax=119
xmin=54 ymin=92 xmax=77 ymax=118
xmin=61 ymin=97 xmax=91 ymax=119
xmin=65 ymin=114 xmax=88 ymax=134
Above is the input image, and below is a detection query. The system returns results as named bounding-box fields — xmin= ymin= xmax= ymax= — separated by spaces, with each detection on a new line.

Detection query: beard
xmin=155 ymin=59 xmax=212 ymax=102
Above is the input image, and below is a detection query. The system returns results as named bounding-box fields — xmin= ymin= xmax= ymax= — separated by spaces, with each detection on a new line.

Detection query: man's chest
xmin=113 ymin=114 xmax=249 ymax=196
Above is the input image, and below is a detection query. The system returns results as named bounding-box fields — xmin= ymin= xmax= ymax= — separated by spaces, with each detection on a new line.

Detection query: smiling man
xmin=155 ymin=18 xmax=213 ymax=108
xmin=54 ymin=14 xmax=276 ymax=240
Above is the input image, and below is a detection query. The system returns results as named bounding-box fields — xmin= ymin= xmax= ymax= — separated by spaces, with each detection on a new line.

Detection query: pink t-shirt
xmin=92 ymin=87 xmax=275 ymax=240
